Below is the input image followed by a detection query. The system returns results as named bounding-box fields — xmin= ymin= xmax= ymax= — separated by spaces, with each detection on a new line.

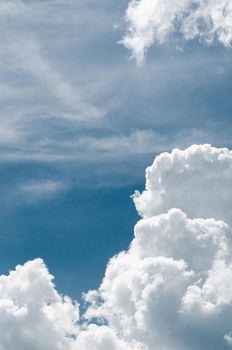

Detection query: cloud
xmin=85 ymin=213 xmax=231 ymax=349
xmin=72 ymin=129 xmax=214 ymax=157
xmin=60 ymin=129 xmax=167 ymax=157
xmin=1 ymin=144 xmax=232 ymax=349
xmin=133 ymin=144 xmax=232 ymax=222
xmin=0 ymin=0 xmax=230 ymax=167
xmin=84 ymin=144 xmax=232 ymax=349
xmin=19 ymin=179 xmax=67 ymax=202
xmin=0 ymin=258 xmax=79 ymax=350
xmin=0 ymin=0 xmax=25 ymax=16
xmin=0 ymin=128 xmax=211 ymax=163
xmin=0 ymin=259 xmax=141 ymax=350
xmin=0 ymin=0 xmax=107 ymax=163
xmin=122 ymin=0 xmax=232 ymax=64
xmin=0 ymin=35 xmax=101 ymax=121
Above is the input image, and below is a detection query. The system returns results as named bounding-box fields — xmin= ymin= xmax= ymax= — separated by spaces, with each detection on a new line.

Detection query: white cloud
xmin=122 ymin=0 xmax=232 ymax=64
xmin=0 ymin=259 xmax=142 ymax=350
xmin=84 ymin=145 xmax=232 ymax=349
xmin=85 ymin=212 xmax=232 ymax=349
xmin=2 ymin=144 xmax=232 ymax=349
xmin=133 ymin=144 xmax=232 ymax=222
xmin=0 ymin=258 xmax=79 ymax=350
xmin=74 ymin=325 xmax=142 ymax=350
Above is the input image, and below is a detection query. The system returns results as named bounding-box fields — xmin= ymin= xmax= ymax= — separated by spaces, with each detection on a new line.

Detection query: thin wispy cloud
xmin=19 ymin=179 xmax=67 ymax=202
xmin=0 ymin=35 xmax=101 ymax=121
xmin=0 ymin=128 xmax=212 ymax=163
xmin=0 ymin=0 xmax=105 ymax=164
xmin=66 ymin=128 xmax=209 ymax=156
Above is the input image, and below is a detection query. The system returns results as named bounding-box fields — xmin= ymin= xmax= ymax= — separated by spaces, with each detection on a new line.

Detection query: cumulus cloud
xmin=1 ymin=144 xmax=232 ymax=349
xmin=133 ymin=144 xmax=232 ymax=222
xmin=122 ymin=0 xmax=232 ymax=64
xmin=85 ymin=212 xmax=232 ymax=349
xmin=0 ymin=258 xmax=79 ymax=350
xmin=85 ymin=144 xmax=232 ymax=349
xmin=0 ymin=259 xmax=140 ymax=350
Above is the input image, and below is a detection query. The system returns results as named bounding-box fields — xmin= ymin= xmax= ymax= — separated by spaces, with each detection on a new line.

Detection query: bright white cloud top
xmin=1 ymin=144 xmax=232 ymax=349
xmin=122 ymin=0 xmax=232 ymax=64
xmin=133 ymin=144 xmax=232 ymax=222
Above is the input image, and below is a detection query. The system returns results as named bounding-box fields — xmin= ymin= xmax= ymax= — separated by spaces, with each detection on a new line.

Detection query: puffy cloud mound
xmin=85 ymin=144 xmax=232 ymax=349
xmin=0 ymin=258 xmax=79 ymax=350
xmin=121 ymin=0 xmax=232 ymax=64
xmin=133 ymin=144 xmax=232 ymax=222
xmin=1 ymin=144 xmax=232 ymax=349
xmin=86 ymin=211 xmax=232 ymax=349
xmin=0 ymin=258 xmax=141 ymax=350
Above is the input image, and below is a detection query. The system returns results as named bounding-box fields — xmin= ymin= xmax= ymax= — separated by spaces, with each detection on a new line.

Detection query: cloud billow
xmin=121 ymin=0 xmax=232 ymax=64
xmin=1 ymin=144 xmax=232 ymax=349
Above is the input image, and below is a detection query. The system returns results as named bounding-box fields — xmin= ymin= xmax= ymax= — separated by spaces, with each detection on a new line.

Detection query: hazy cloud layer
xmin=1 ymin=145 xmax=232 ymax=349
xmin=0 ymin=0 xmax=231 ymax=168
xmin=122 ymin=0 xmax=232 ymax=64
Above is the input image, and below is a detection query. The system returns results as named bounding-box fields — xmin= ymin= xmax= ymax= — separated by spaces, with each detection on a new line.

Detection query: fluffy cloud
xmin=1 ymin=144 xmax=232 ymax=349
xmin=86 ymin=211 xmax=232 ymax=349
xmin=133 ymin=144 xmax=232 ymax=222
xmin=85 ymin=144 xmax=232 ymax=349
xmin=0 ymin=258 xmax=79 ymax=350
xmin=0 ymin=259 xmax=140 ymax=350
xmin=122 ymin=0 xmax=232 ymax=64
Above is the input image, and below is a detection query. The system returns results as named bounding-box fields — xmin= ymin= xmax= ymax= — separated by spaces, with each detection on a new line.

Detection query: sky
xmin=1 ymin=0 xmax=232 ymax=349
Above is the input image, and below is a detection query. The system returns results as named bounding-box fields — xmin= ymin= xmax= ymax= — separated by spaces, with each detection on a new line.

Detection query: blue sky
xmin=1 ymin=0 xmax=232 ymax=301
